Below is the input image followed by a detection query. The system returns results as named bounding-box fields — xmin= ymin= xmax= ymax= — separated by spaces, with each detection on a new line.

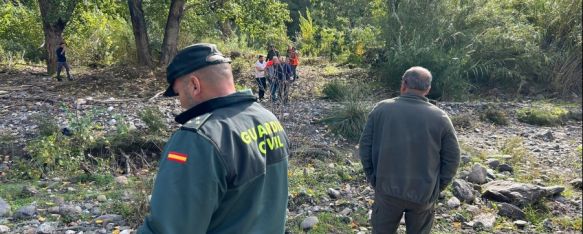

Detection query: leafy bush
xmin=0 ymin=2 xmax=44 ymax=62
xmin=297 ymin=10 xmax=319 ymax=57
xmin=322 ymin=80 xmax=349 ymax=101
xmin=480 ymin=105 xmax=509 ymax=125
xmin=139 ymin=107 xmax=166 ymax=134
xmin=517 ymin=104 xmax=568 ymax=126
xmin=451 ymin=114 xmax=474 ymax=130
xmin=31 ymin=113 xmax=60 ymax=137
xmin=321 ymin=101 xmax=370 ymax=142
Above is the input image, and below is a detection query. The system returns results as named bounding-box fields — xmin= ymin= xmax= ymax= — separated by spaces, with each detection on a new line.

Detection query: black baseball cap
xmin=164 ymin=43 xmax=231 ymax=97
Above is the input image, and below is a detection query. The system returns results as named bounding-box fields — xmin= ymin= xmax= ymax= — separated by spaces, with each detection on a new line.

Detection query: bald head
xmin=402 ymin=66 xmax=432 ymax=91
xmin=192 ymin=63 xmax=234 ymax=87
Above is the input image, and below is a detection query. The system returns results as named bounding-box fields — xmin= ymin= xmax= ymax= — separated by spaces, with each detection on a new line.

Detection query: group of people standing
xmin=254 ymin=44 xmax=300 ymax=102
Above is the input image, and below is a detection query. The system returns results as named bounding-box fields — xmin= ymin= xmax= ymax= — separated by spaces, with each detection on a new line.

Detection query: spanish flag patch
xmin=167 ymin=151 xmax=188 ymax=164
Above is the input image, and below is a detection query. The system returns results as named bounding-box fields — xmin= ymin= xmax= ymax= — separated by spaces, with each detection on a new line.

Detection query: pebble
xmin=115 ymin=176 xmax=129 ymax=185
xmin=13 ymin=205 xmax=36 ymax=219
xmin=0 ymin=225 xmax=10 ymax=234
xmin=327 ymin=188 xmax=341 ymax=199
xmin=514 ymin=220 xmax=528 ymax=229
xmin=37 ymin=222 xmax=58 ymax=234
xmin=447 ymin=197 xmax=461 ymax=208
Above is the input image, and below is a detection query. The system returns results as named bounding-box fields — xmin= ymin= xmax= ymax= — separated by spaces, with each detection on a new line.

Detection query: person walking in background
xmin=266 ymin=44 xmax=279 ymax=61
xmin=139 ymin=43 xmax=290 ymax=233
xmin=359 ymin=66 xmax=461 ymax=234
xmin=56 ymin=42 xmax=73 ymax=81
xmin=287 ymin=45 xmax=299 ymax=80
xmin=254 ymin=55 xmax=267 ymax=101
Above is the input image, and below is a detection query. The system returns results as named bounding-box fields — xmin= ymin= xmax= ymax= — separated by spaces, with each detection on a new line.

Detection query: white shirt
xmin=255 ymin=61 xmax=266 ymax=78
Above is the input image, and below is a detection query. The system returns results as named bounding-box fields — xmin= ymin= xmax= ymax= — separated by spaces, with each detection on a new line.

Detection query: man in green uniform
xmin=138 ymin=43 xmax=290 ymax=233
xmin=359 ymin=66 xmax=460 ymax=234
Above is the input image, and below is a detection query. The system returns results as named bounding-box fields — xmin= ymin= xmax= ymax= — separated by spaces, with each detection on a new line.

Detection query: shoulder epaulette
xmin=182 ymin=113 xmax=212 ymax=130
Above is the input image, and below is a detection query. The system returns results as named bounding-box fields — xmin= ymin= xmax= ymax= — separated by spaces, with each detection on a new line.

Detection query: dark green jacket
xmin=139 ymin=92 xmax=289 ymax=234
xmin=359 ymin=94 xmax=460 ymax=205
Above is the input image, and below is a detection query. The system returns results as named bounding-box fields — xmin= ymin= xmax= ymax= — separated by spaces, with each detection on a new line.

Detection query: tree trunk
xmin=38 ymin=0 xmax=79 ymax=75
xmin=128 ymin=0 xmax=153 ymax=67
xmin=160 ymin=0 xmax=186 ymax=66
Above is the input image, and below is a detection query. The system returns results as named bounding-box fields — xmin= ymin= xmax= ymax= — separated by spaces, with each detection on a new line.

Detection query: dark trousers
xmin=372 ymin=193 xmax=435 ymax=234
xmin=255 ymin=77 xmax=267 ymax=99
xmin=291 ymin=65 xmax=297 ymax=79
xmin=270 ymin=79 xmax=279 ymax=101
xmin=57 ymin=62 xmax=72 ymax=80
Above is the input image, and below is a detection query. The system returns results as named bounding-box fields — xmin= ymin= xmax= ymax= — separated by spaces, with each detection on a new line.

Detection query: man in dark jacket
xmin=266 ymin=44 xmax=279 ymax=61
xmin=359 ymin=66 xmax=460 ymax=234
xmin=56 ymin=42 xmax=73 ymax=81
xmin=138 ymin=43 xmax=290 ymax=233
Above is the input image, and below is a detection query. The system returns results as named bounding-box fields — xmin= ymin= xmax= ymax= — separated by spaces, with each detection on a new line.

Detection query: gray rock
xmin=327 ymin=188 xmax=341 ymax=199
xmin=0 ymin=198 xmax=10 ymax=217
xmin=467 ymin=164 xmax=488 ymax=184
xmin=65 ymin=231 xmax=76 ymax=234
xmin=115 ymin=176 xmax=129 ymax=185
xmin=569 ymin=178 xmax=583 ymax=189
xmin=38 ymin=222 xmax=59 ymax=234
xmin=497 ymin=164 xmax=514 ymax=173
xmin=300 ymin=216 xmax=319 ymax=230
xmin=95 ymin=214 xmax=123 ymax=224
xmin=59 ymin=204 xmax=83 ymax=217
xmin=447 ymin=197 xmax=461 ymax=208
xmin=339 ymin=208 xmax=351 ymax=216
xmin=48 ymin=206 xmax=60 ymax=214
xmin=486 ymin=159 xmax=500 ymax=169
xmin=536 ymin=130 xmax=554 ymax=141
xmin=466 ymin=205 xmax=481 ymax=216
xmin=543 ymin=218 xmax=553 ymax=231
xmin=472 ymin=213 xmax=496 ymax=230
xmin=21 ymin=186 xmax=38 ymax=197
xmin=453 ymin=179 xmax=476 ymax=203
xmin=497 ymin=202 xmax=526 ymax=220
xmin=482 ymin=180 xmax=565 ymax=207
xmin=0 ymin=225 xmax=10 ymax=234
xmin=13 ymin=205 xmax=36 ymax=219
xmin=568 ymin=109 xmax=583 ymax=121
xmin=461 ymin=155 xmax=471 ymax=164
xmin=120 ymin=230 xmax=132 ymax=234
xmin=514 ymin=220 xmax=528 ymax=229
xmin=91 ymin=207 xmax=102 ymax=216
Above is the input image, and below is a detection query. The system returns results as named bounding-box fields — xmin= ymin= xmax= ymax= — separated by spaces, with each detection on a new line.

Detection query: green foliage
xmin=321 ymin=101 xmax=370 ymax=142
xmin=31 ymin=113 xmax=60 ymax=137
xmin=524 ymin=203 xmax=552 ymax=232
xmin=110 ymin=177 xmax=153 ymax=226
xmin=517 ymin=104 xmax=568 ymax=126
xmin=0 ymin=2 xmax=44 ymax=62
xmin=451 ymin=114 xmax=474 ymax=130
xmin=297 ymin=10 xmax=318 ymax=56
xmin=72 ymin=174 xmax=114 ymax=187
xmin=138 ymin=107 xmax=166 ymax=134
xmin=322 ymin=80 xmax=349 ymax=101
xmin=66 ymin=5 xmax=134 ymax=66
xmin=501 ymin=137 xmax=529 ymax=167
xmin=480 ymin=105 xmax=509 ymax=125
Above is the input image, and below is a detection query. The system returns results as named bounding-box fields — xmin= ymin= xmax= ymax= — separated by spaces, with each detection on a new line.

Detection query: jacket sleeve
xmin=439 ymin=117 xmax=461 ymax=191
xmin=359 ymin=108 xmax=376 ymax=187
xmin=138 ymin=131 xmax=228 ymax=234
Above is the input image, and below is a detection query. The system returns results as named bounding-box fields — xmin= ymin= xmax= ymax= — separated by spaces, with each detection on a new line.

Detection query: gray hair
xmin=402 ymin=66 xmax=432 ymax=90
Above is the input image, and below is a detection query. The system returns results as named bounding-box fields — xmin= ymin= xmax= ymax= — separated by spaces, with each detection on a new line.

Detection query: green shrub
xmin=139 ymin=107 xmax=166 ymax=134
xmin=322 ymin=80 xmax=349 ymax=101
xmin=31 ymin=113 xmax=60 ymax=137
xmin=111 ymin=177 xmax=153 ymax=226
xmin=480 ymin=106 xmax=509 ymax=125
xmin=451 ymin=114 xmax=474 ymax=130
xmin=517 ymin=104 xmax=568 ymax=126
xmin=321 ymin=101 xmax=370 ymax=142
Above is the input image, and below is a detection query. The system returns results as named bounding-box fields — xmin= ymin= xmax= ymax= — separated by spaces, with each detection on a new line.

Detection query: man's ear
xmin=189 ymin=74 xmax=201 ymax=96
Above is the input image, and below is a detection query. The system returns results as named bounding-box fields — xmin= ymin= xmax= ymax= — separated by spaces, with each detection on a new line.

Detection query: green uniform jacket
xmin=139 ymin=92 xmax=289 ymax=234
xmin=359 ymin=94 xmax=460 ymax=205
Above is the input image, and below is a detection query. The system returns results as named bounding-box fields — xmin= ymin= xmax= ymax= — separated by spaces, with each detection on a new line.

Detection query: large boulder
xmin=482 ymin=180 xmax=564 ymax=207
xmin=453 ymin=179 xmax=476 ymax=203
xmin=467 ymin=164 xmax=488 ymax=184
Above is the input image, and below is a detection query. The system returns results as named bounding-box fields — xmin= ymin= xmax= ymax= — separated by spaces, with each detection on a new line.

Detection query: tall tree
xmin=127 ymin=0 xmax=152 ymax=67
xmin=160 ymin=0 xmax=186 ymax=65
xmin=38 ymin=0 xmax=80 ymax=74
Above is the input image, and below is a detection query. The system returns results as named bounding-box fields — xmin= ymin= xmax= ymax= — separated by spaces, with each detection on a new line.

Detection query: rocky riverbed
xmin=0 ymin=65 xmax=581 ymax=233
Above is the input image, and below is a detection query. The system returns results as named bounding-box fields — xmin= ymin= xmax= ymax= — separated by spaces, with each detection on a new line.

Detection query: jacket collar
xmin=399 ymin=93 xmax=429 ymax=103
xmin=175 ymin=92 xmax=257 ymax=124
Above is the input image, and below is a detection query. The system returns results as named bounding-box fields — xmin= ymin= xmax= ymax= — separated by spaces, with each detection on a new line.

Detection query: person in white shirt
xmin=254 ymin=55 xmax=267 ymax=100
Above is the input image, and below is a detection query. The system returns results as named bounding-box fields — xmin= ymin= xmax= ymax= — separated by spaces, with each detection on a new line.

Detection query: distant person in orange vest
xmin=287 ymin=45 xmax=299 ymax=80
xmin=56 ymin=42 xmax=73 ymax=81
